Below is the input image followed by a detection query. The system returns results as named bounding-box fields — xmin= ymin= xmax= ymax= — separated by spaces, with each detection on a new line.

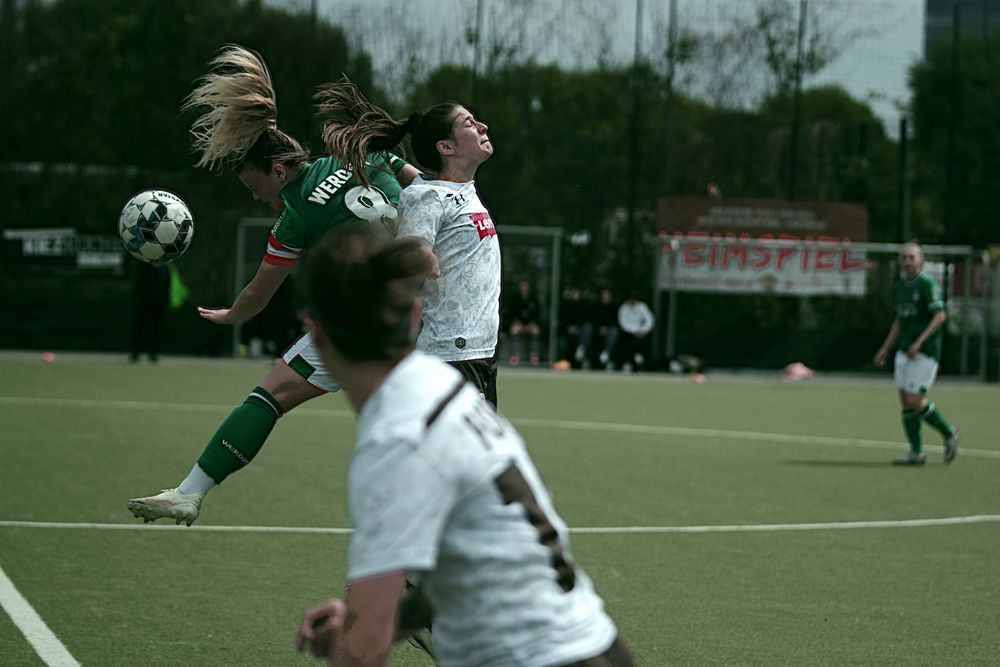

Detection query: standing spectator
xmin=873 ymin=242 xmax=959 ymax=465
xmin=130 ymin=261 xmax=170 ymax=363
xmin=560 ymin=287 xmax=594 ymax=368
xmin=617 ymin=292 xmax=655 ymax=372
xmin=505 ymin=280 xmax=542 ymax=366
xmin=594 ymin=288 xmax=620 ymax=369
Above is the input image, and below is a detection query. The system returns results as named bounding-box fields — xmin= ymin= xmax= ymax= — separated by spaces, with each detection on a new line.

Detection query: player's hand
xmin=295 ymin=598 xmax=347 ymax=661
xmin=873 ymin=348 xmax=888 ymax=367
xmin=197 ymin=306 xmax=235 ymax=326
xmin=426 ymin=253 xmax=441 ymax=280
xmin=906 ymin=343 xmax=919 ymax=359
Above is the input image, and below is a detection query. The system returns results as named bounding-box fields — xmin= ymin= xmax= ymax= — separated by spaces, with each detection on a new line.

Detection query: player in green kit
xmin=874 ymin=242 xmax=959 ymax=465
xmin=127 ymin=45 xmax=418 ymax=525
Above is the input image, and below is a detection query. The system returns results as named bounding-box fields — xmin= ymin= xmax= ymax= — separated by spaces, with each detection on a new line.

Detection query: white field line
xmin=570 ymin=514 xmax=1000 ymax=533
xmin=0 ymin=395 xmax=284 ymax=415
xmin=0 ymin=563 xmax=80 ymax=667
xmin=2 ymin=515 xmax=999 ymax=536
xmin=511 ymin=417 xmax=1000 ymax=459
xmin=0 ymin=521 xmax=349 ymax=534
xmin=2 ymin=395 xmax=998 ymax=460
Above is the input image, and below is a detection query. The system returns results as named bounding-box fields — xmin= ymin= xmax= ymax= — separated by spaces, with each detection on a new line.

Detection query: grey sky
xmin=279 ymin=0 xmax=924 ymax=134
xmin=810 ymin=1 xmax=924 ymax=133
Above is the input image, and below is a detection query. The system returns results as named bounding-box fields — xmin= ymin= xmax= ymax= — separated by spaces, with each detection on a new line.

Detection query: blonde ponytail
xmin=183 ymin=45 xmax=290 ymax=171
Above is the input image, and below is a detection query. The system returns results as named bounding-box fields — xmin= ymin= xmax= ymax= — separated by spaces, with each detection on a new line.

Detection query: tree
xmin=0 ymin=0 xmax=373 ymax=169
xmin=759 ymin=85 xmax=899 ymax=239
xmin=910 ymin=30 xmax=1000 ymax=246
xmin=0 ymin=0 xmax=379 ymax=354
xmin=0 ymin=0 xmax=377 ymax=250
xmin=661 ymin=0 xmax=856 ymax=111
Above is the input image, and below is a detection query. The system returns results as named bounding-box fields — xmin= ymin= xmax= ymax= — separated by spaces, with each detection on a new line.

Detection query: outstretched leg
xmin=128 ymin=334 xmax=332 ymax=524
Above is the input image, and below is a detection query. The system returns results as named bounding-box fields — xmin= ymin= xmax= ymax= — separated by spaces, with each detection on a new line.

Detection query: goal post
xmin=496 ymin=225 xmax=563 ymax=364
xmin=232 ymin=217 xmax=275 ymax=357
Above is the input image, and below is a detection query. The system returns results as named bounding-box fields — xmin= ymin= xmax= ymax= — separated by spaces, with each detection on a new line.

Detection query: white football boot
xmin=127 ymin=488 xmax=204 ymax=526
xmin=944 ymin=428 xmax=960 ymax=464
xmin=891 ymin=452 xmax=927 ymax=466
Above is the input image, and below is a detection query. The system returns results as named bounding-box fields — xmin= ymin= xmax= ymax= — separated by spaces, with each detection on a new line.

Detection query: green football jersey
xmin=894 ymin=272 xmax=945 ymax=360
xmin=264 ymin=152 xmax=405 ymax=267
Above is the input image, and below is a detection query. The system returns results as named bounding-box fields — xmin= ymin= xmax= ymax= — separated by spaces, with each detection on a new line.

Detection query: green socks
xmin=921 ymin=402 xmax=955 ymax=438
xmin=197 ymin=387 xmax=284 ymax=484
xmin=901 ymin=403 xmax=955 ymax=455
xmin=901 ymin=410 xmax=923 ymax=454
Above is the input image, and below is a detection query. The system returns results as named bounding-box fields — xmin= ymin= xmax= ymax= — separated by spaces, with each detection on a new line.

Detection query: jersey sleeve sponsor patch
xmin=264 ymin=234 xmax=302 ymax=266
xmin=469 ymin=212 xmax=496 ymax=240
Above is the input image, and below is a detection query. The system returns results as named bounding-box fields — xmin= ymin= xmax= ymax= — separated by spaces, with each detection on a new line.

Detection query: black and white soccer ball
xmin=118 ymin=189 xmax=195 ymax=265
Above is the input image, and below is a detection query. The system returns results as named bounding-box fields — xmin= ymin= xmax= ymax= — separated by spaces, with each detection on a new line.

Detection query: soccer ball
xmin=118 ymin=189 xmax=195 ymax=265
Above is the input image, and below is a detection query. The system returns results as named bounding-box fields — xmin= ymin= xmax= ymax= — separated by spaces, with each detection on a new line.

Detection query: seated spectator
xmin=594 ymin=288 xmax=620 ymax=370
xmin=617 ymin=291 xmax=655 ymax=372
xmin=505 ymin=280 xmax=542 ymax=366
xmin=560 ymin=287 xmax=594 ymax=368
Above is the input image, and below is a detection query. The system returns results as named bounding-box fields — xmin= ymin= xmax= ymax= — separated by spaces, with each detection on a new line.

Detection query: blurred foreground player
xmin=294 ymin=224 xmax=634 ymax=667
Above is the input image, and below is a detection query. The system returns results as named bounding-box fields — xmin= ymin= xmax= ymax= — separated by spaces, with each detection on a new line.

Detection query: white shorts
xmin=282 ymin=333 xmax=341 ymax=393
xmin=893 ymin=350 xmax=939 ymax=395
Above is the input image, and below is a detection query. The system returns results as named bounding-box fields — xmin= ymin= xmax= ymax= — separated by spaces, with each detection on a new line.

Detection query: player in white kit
xmin=293 ymin=224 xmax=634 ymax=667
xmin=315 ymin=81 xmax=502 ymax=406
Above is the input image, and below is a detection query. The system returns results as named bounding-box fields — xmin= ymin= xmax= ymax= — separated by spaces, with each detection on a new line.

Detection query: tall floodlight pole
xmin=654 ymin=0 xmax=679 ymax=369
xmin=897 ymin=116 xmax=911 ymax=242
xmin=788 ymin=0 xmax=807 ymax=201
xmin=943 ymin=0 xmax=961 ymax=242
xmin=625 ymin=0 xmax=644 ymax=277
xmin=662 ymin=0 xmax=677 ymax=193
xmin=310 ymin=0 xmax=318 ymax=53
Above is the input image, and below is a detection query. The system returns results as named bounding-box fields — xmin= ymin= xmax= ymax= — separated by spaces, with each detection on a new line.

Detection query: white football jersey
xmin=397 ymin=177 xmax=501 ymax=361
xmin=617 ymin=300 xmax=655 ymax=335
xmin=347 ymin=352 xmax=618 ymax=667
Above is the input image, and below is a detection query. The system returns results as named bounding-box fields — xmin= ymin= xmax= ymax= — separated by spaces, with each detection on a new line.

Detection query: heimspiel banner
xmin=657 ymin=197 xmax=869 ymax=297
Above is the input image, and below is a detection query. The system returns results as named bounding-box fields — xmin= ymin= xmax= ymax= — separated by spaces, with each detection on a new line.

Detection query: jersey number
xmin=460 ymin=401 xmax=577 ymax=592
xmin=344 ymin=185 xmax=398 ymax=223
xmin=494 ymin=464 xmax=577 ymax=592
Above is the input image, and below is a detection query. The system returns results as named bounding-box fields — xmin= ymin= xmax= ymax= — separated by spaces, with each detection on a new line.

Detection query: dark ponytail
xmin=402 ymin=112 xmax=423 ymax=135
xmin=315 ymin=76 xmax=460 ymax=180
xmin=315 ymin=77 xmax=412 ymax=186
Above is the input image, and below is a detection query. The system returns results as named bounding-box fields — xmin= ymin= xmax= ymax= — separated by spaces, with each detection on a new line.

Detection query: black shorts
xmin=447 ymin=356 xmax=498 ymax=408
xmin=562 ymin=636 xmax=635 ymax=667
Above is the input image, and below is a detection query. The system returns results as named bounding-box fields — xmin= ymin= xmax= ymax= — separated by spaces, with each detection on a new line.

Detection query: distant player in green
xmin=127 ymin=45 xmax=418 ymax=525
xmin=874 ymin=242 xmax=959 ymax=465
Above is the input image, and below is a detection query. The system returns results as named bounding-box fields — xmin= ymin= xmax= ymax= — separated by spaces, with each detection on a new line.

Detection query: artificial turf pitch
xmin=2 ymin=354 xmax=998 ymax=665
